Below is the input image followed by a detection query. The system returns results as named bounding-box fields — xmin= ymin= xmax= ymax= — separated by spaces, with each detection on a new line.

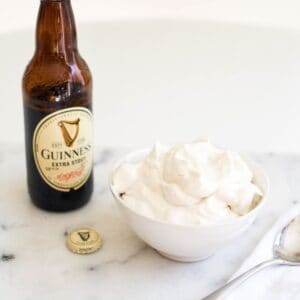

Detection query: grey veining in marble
xmin=0 ymin=146 xmax=298 ymax=300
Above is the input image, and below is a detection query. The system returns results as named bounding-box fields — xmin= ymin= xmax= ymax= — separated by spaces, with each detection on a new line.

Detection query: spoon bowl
xmin=273 ymin=216 xmax=300 ymax=264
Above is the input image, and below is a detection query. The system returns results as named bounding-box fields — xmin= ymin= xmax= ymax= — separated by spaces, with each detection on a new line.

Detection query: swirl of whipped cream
xmin=112 ymin=139 xmax=262 ymax=225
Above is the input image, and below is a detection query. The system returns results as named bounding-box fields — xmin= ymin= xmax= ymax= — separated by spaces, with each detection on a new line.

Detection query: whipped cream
xmin=112 ymin=139 xmax=263 ymax=225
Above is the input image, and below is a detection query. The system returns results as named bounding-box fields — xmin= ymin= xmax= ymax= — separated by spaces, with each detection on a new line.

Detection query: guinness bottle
xmin=23 ymin=0 xmax=93 ymax=212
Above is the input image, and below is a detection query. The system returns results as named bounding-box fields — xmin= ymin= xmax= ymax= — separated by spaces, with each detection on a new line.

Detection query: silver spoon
xmin=202 ymin=215 xmax=300 ymax=300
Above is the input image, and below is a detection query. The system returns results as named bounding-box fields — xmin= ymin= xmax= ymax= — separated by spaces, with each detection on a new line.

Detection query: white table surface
xmin=0 ymin=145 xmax=297 ymax=299
xmin=1 ymin=20 xmax=300 ymax=152
xmin=2 ymin=0 xmax=300 ymax=33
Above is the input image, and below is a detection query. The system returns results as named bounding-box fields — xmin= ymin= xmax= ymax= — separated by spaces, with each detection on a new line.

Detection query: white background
xmin=1 ymin=0 xmax=300 ymax=152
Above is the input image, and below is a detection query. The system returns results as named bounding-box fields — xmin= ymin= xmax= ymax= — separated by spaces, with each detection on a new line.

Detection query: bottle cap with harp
xmin=66 ymin=227 xmax=102 ymax=255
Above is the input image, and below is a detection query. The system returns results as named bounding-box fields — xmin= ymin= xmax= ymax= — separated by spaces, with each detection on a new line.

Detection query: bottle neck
xmin=35 ymin=0 xmax=78 ymax=56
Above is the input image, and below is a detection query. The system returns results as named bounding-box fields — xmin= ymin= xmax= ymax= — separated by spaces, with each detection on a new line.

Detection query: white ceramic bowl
xmin=109 ymin=149 xmax=269 ymax=262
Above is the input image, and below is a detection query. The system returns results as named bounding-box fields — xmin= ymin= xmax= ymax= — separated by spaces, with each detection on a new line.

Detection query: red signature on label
xmin=56 ymin=165 xmax=84 ymax=182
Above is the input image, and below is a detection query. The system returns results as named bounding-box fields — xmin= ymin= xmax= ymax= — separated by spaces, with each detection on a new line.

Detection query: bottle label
xmin=33 ymin=107 xmax=93 ymax=192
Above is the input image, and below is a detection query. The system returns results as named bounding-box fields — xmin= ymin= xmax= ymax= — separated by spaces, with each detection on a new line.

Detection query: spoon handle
xmin=202 ymin=258 xmax=283 ymax=300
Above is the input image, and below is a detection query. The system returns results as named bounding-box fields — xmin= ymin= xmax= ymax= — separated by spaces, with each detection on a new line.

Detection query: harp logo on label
xmin=58 ymin=118 xmax=80 ymax=147
xmin=33 ymin=107 xmax=93 ymax=192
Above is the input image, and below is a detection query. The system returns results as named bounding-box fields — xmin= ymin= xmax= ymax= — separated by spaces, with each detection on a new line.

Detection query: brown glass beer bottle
xmin=23 ymin=0 xmax=93 ymax=212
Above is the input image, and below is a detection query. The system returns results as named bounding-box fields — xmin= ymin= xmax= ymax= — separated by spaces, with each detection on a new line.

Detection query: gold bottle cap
xmin=66 ymin=227 xmax=102 ymax=255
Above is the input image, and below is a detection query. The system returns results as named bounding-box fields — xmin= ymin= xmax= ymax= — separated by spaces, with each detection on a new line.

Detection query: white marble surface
xmin=0 ymin=145 xmax=298 ymax=299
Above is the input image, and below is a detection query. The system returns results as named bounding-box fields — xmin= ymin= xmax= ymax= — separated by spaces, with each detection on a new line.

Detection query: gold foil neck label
xmin=67 ymin=228 xmax=102 ymax=254
xmin=33 ymin=107 xmax=93 ymax=192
